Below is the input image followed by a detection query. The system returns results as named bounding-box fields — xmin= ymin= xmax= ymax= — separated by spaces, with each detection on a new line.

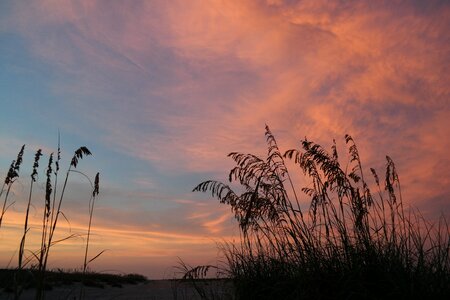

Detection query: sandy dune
xmin=0 ymin=280 xmax=234 ymax=300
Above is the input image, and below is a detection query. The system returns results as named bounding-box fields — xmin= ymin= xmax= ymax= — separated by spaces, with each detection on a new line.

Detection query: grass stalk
xmin=15 ymin=149 xmax=42 ymax=300
xmin=0 ymin=145 xmax=25 ymax=230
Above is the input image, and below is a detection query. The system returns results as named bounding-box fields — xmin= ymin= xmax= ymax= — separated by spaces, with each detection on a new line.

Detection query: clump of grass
xmin=194 ymin=125 xmax=450 ymax=299
xmin=0 ymin=268 xmax=147 ymax=290
xmin=174 ymin=259 xmax=234 ymax=300
xmin=36 ymin=145 xmax=94 ymax=300
xmin=0 ymin=140 xmax=103 ymax=300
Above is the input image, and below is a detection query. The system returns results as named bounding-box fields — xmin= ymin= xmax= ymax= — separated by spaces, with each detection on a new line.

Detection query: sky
xmin=0 ymin=0 xmax=449 ymax=279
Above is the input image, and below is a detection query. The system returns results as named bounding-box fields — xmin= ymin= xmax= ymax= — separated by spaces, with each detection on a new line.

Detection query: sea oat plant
xmin=14 ymin=149 xmax=42 ymax=299
xmin=0 ymin=145 xmax=25 ymax=230
xmin=18 ymin=149 xmax=43 ymax=268
xmin=35 ymin=145 xmax=94 ymax=300
xmin=78 ymin=172 xmax=103 ymax=299
xmin=194 ymin=126 xmax=450 ymax=299
xmin=0 ymin=142 xmax=100 ymax=300
xmin=83 ymin=172 xmax=101 ymax=275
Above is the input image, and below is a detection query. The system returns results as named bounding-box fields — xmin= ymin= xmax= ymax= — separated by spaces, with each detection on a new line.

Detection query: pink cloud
xmin=8 ymin=0 xmax=447 ymax=205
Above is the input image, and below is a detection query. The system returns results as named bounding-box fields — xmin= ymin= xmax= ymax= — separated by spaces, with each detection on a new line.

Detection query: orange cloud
xmin=8 ymin=0 xmax=449 ymax=207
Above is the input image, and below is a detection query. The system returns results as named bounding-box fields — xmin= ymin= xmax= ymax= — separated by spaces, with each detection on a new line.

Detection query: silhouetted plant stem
xmin=19 ymin=149 xmax=42 ymax=268
xmin=79 ymin=172 xmax=100 ymax=299
xmin=0 ymin=145 xmax=25 ymax=230
xmin=0 ymin=185 xmax=13 ymax=229
xmin=83 ymin=172 xmax=100 ymax=274
xmin=49 ymin=136 xmax=60 ymax=245
xmin=14 ymin=149 xmax=42 ymax=300
xmin=36 ymin=146 xmax=91 ymax=300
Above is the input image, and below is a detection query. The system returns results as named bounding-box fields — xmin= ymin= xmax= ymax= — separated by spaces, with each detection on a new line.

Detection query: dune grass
xmin=193 ymin=125 xmax=450 ymax=299
xmin=0 ymin=268 xmax=147 ymax=291
xmin=0 ymin=141 xmax=104 ymax=299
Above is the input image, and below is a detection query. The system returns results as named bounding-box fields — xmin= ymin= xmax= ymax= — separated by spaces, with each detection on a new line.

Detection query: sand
xmin=0 ymin=280 xmax=234 ymax=300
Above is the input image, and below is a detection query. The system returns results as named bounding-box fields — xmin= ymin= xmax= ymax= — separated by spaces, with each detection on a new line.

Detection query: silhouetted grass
xmin=0 ymin=141 xmax=104 ymax=300
xmin=174 ymin=259 xmax=234 ymax=300
xmin=0 ymin=268 xmax=147 ymax=291
xmin=194 ymin=125 xmax=450 ymax=300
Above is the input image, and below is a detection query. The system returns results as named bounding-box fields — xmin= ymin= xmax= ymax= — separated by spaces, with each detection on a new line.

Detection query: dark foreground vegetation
xmin=0 ymin=268 xmax=147 ymax=292
xmin=193 ymin=126 xmax=450 ymax=300
xmin=0 ymin=141 xmax=103 ymax=299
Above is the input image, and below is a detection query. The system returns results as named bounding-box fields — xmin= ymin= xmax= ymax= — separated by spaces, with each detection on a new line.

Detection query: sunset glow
xmin=1 ymin=1 xmax=449 ymax=279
